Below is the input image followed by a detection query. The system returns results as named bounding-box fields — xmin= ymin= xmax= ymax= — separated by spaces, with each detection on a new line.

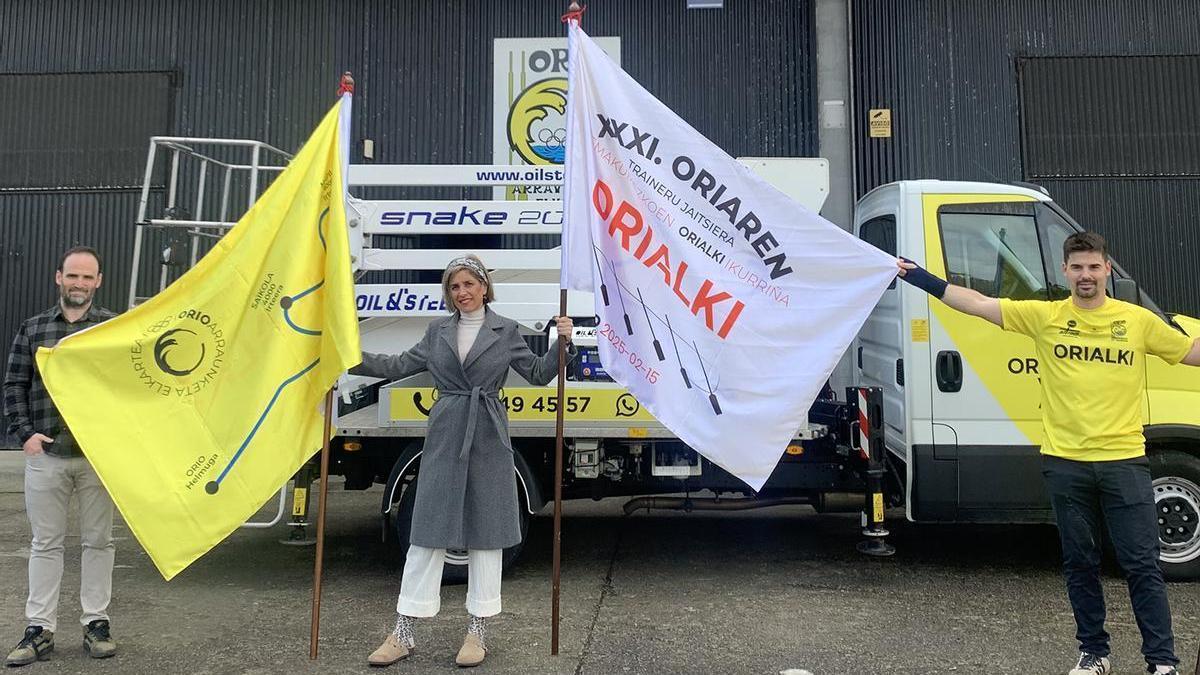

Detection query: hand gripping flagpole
xmin=553 ymin=2 xmax=585 ymax=656
xmin=309 ymin=71 xmax=355 ymax=661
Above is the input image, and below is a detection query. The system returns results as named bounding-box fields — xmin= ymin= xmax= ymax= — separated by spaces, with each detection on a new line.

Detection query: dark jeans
xmin=1041 ymin=455 xmax=1177 ymax=669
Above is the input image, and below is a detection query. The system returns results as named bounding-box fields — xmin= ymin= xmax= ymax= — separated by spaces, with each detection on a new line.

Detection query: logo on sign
xmin=507 ymin=78 xmax=568 ymax=165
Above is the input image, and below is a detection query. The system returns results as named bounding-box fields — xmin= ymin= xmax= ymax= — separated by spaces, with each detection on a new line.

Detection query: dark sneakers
xmin=82 ymin=620 xmax=116 ymax=659
xmin=5 ymin=626 xmax=54 ymax=667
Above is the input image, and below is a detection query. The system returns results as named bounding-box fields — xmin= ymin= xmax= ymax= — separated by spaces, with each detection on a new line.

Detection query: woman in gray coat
xmin=363 ymin=254 xmax=575 ymax=668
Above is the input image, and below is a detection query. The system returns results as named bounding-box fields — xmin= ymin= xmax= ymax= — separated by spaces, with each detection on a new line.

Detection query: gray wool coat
xmin=351 ymin=307 xmax=576 ymax=550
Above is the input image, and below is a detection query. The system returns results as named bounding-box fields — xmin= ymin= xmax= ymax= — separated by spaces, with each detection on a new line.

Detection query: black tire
xmin=390 ymin=471 xmax=530 ymax=585
xmin=1148 ymin=449 xmax=1200 ymax=581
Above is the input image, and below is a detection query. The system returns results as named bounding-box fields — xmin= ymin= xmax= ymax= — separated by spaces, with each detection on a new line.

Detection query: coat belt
xmin=438 ymin=387 xmax=502 ymax=459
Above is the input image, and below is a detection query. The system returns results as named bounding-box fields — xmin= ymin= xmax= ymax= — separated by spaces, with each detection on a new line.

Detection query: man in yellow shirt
xmin=899 ymin=232 xmax=1200 ymax=675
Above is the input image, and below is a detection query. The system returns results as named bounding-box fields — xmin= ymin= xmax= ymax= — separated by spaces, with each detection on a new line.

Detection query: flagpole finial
xmin=561 ymin=1 xmax=586 ymax=24
xmin=337 ymin=72 xmax=355 ymax=96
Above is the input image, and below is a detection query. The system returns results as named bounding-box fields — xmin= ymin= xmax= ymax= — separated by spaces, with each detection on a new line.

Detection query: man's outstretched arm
xmin=1183 ymin=338 xmax=1200 ymax=367
xmin=897 ymin=259 xmax=1003 ymax=328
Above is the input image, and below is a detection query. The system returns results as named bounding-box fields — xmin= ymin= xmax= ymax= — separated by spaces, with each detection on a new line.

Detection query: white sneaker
xmin=1068 ymin=653 xmax=1111 ymax=675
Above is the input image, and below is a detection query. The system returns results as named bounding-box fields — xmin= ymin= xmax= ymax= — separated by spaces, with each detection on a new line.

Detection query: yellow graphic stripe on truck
xmin=388 ymin=386 xmax=658 ymax=423
xmin=922 ymin=193 xmax=1044 ymax=445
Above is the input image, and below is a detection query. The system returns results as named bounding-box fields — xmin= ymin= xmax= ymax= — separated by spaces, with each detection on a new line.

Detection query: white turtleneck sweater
xmin=456 ymin=307 xmax=486 ymax=363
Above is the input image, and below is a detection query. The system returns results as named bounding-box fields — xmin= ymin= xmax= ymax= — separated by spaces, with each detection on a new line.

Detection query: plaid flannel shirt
xmin=3 ymin=303 xmax=116 ymax=457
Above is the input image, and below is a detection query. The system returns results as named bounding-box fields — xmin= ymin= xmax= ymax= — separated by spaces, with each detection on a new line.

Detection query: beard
xmin=60 ymin=288 xmax=92 ymax=308
xmin=1073 ymin=282 xmax=1099 ymax=299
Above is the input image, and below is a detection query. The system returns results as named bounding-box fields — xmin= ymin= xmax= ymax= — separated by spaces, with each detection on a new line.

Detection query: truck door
xmin=857 ymin=214 xmax=907 ymax=452
xmin=917 ymin=195 xmax=1052 ymax=522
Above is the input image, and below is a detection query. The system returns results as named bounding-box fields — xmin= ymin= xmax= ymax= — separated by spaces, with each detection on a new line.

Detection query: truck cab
xmin=854 ymin=180 xmax=1200 ymax=579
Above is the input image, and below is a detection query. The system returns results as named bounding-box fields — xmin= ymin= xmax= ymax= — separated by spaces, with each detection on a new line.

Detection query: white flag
xmin=560 ymin=22 xmax=897 ymax=490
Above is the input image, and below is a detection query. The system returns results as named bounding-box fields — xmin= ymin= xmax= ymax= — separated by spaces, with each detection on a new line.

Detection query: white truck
xmin=855 ymin=180 xmax=1200 ymax=580
xmin=129 ymin=141 xmax=1200 ymax=581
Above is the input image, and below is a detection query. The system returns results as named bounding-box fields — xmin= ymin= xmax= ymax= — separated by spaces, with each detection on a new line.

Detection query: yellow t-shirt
xmin=999 ymin=297 xmax=1192 ymax=461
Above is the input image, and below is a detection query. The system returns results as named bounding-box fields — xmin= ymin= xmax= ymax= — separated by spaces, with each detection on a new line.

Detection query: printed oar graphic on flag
xmin=559 ymin=20 xmax=897 ymax=491
xmin=35 ymin=92 xmax=361 ymax=580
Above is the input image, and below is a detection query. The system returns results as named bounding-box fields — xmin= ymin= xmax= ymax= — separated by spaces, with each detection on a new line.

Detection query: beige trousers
xmin=24 ymin=452 xmax=114 ymax=633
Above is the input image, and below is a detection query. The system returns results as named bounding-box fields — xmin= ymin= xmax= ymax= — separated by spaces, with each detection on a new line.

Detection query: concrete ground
xmin=0 ymin=452 xmax=1196 ymax=675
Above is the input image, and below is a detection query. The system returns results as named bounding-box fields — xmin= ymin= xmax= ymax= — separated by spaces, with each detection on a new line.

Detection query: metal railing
xmin=127 ymin=137 xmax=292 ymax=309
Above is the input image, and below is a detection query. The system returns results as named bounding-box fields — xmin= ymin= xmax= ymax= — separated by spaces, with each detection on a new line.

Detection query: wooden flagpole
xmin=553 ymin=4 xmax=585 ymax=657
xmin=309 ymin=72 xmax=354 ymax=660
xmin=309 ymin=389 xmax=335 ymax=659
xmin=552 ymin=291 xmax=568 ymax=656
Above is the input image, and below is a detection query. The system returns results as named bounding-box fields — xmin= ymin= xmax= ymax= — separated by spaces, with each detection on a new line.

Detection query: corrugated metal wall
xmin=1018 ymin=56 xmax=1200 ymax=178
xmin=0 ymin=72 xmax=175 ymax=189
xmin=0 ymin=0 xmax=816 ymax=340
xmin=851 ymin=0 xmax=1200 ymax=316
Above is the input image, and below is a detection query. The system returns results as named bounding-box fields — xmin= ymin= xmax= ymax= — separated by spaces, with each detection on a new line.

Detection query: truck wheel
xmin=1148 ymin=449 xmax=1200 ymax=581
xmin=391 ymin=472 xmax=530 ymax=585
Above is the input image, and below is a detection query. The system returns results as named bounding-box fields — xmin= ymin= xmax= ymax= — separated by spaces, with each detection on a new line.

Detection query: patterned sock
xmin=467 ymin=615 xmax=487 ymax=649
xmin=392 ymin=614 xmax=415 ymax=649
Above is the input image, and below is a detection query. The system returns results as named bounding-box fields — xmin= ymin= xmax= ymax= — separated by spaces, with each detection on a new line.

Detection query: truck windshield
xmin=938 ymin=202 xmax=1047 ymax=300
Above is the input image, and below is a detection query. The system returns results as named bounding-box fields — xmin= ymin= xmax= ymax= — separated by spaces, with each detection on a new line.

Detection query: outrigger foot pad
xmin=856 ymin=539 xmax=896 ymax=557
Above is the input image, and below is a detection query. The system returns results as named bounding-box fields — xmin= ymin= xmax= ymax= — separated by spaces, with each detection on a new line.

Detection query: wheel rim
xmin=1153 ymin=475 xmax=1200 ymax=564
xmin=445 ymin=549 xmax=469 ymax=566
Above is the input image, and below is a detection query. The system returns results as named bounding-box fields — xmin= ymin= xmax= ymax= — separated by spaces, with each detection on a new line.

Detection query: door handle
xmin=936 ymin=350 xmax=962 ymax=392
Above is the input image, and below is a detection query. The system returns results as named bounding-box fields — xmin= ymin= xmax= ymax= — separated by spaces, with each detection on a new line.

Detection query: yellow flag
xmin=36 ymin=95 xmax=361 ymax=579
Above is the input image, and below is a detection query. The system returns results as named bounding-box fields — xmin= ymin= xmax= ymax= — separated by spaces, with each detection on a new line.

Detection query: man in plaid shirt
xmin=3 ymin=246 xmax=119 ymax=666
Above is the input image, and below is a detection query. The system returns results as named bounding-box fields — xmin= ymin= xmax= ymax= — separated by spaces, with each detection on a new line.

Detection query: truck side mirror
xmin=1114 ymin=278 xmax=1140 ymax=305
